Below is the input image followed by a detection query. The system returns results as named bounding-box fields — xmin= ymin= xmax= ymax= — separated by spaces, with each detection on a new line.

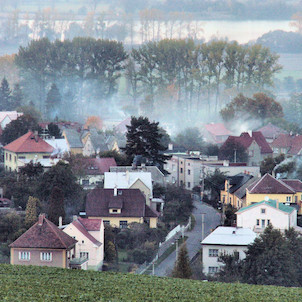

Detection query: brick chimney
xmin=38 ymin=213 xmax=45 ymax=225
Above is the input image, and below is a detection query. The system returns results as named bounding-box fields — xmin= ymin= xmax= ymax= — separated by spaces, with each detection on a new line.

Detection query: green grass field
xmin=1 ymin=264 xmax=302 ymax=301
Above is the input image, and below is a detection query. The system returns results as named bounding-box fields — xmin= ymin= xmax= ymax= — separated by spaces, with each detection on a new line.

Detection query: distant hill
xmin=1 ymin=264 xmax=302 ymax=301
xmin=255 ymin=30 xmax=302 ymax=53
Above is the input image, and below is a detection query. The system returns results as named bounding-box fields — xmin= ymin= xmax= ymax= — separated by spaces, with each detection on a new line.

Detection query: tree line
xmin=9 ymin=37 xmax=281 ymax=122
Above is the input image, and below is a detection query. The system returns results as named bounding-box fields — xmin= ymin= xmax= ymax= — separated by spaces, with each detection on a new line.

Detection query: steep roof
xmin=115 ymin=117 xmax=131 ymax=134
xmin=226 ymin=173 xmax=254 ymax=194
xmin=222 ymin=132 xmax=272 ymax=154
xmin=256 ymin=123 xmax=287 ymax=139
xmin=71 ymin=218 xmax=102 ymax=247
xmin=86 ymin=188 xmax=158 ymax=218
xmin=63 ymin=128 xmax=83 ymax=148
xmin=247 ymin=173 xmax=296 ymax=194
xmin=237 ymin=199 xmax=295 ymax=214
xmin=205 ymin=123 xmax=232 ymax=136
xmin=89 ymin=129 xmax=109 ymax=153
xmin=201 ymin=227 xmax=256 ymax=246
xmin=0 ymin=111 xmax=22 ymax=123
xmin=45 ymin=138 xmax=70 ymax=155
xmin=281 ymin=179 xmax=302 ymax=192
xmin=78 ymin=217 xmax=103 ymax=231
xmin=270 ymin=134 xmax=302 ymax=155
xmin=3 ymin=131 xmax=54 ymax=153
xmin=10 ymin=215 xmax=77 ymax=249
xmin=289 ymin=135 xmax=302 ymax=155
xmin=234 ymin=176 xmax=260 ymax=199
xmin=75 ymin=158 xmax=117 ymax=175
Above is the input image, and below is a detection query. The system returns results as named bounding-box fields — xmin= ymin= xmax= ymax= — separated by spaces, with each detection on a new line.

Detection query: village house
xmin=220 ymin=131 xmax=273 ymax=166
xmin=74 ymin=157 xmax=117 ymax=189
xmin=0 ymin=111 xmax=23 ymax=132
xmin=63 ymin=217 xmax=104 ymax=270
xmin=220 ymin=173 xmax=257 ymax=209
xmin=3 ymin=131 xmax=54 ymax=172
xmin=256 ymin=123 xmax=287 ymax=144
xmin=201 ymin=226 xmax=256 ymax=275
xmin=203 ymin=123 xmax=232 ymax=145
xmin=270 ymin=133 xmax=302 ymax=156
xmin=9 ymin=214 xmax=81 ymax=269
xmin=236 ymin=198 xmax=297 ymax=233
xmin=85 ymin=188 xmax=159 ymax=228
xmin=245 ymin=174 xmax=302 ymax=214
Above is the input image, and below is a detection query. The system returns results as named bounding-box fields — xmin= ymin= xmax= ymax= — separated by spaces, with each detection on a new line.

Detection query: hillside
xmin=1 ymin=265 xmax=302 ymax=301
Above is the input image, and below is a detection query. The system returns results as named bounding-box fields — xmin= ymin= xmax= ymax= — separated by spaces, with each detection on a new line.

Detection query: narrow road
xmin=153 ymin=199 xmax=221 ymax=277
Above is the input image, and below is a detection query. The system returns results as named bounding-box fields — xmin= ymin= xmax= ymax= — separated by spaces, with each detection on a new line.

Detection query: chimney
xmin=248 ymin=130 xmax=252 ymax=137
xmin=34 ymin=130 xmax=39 ymax=142
xmin=73 ymin=215 xmax=78 ymax=221
xmin=38 ymin=213 xmax=45 ymax=225
xmin=59 ymin=216 xmax=63 ymax=227
xmin=114 ymin=186 xmax=117 ymax=196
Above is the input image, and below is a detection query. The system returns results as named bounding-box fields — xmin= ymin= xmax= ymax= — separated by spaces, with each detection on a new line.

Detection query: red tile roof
xmin=271 ymin=134 xmax=302 ymax=155
xmin=78 ymin=217 xmax=103 ymax=231
xmin=71 ymin=219 xmax=102 ymax=247
xmin=281 ymin=179 xmax=302 ymax=192
xmin=3 ymin=131 xmax=54 ymax=153
xmin=205 ymin=123 xmax=232 ymax=136
xmin=247 ymin=173 xmax=296 ymax=194
xmin=256 ymin=123 xmax=287 ymax=139
xmin=86 ymin=188 xmax=158 ymax=218
xmin=222 ymin=131 xmax=272 ymax=154
xmin=9 ymin=215 xmax=77 ymax=249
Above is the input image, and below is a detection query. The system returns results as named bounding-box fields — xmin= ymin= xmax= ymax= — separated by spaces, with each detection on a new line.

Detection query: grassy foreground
xmin=1 ymin=264 xmax=302 ymax=302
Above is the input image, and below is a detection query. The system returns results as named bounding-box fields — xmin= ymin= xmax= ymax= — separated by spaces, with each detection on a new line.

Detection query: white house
xmin=236 ymin=199 xmax=297 ymax=232
xmin=63 ymin=217 xmax=104 ymax=270
xmin=201 ymin=227 xmax=256 ymax=275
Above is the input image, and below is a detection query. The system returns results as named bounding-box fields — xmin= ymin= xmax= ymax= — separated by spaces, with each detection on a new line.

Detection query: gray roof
xmin=234 ymin=176 xmax=260 ymax=199
xmin=64 ymin=129 xmax=83 ymax=148
xmin=90 ymin=129 xmax=109 ymax=153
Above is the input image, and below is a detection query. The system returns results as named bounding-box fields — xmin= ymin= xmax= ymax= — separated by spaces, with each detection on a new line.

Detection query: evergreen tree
xmin=47 ymin=123 xmax=62 ymax=138
xmin=105 ymin=241 xmax=117 ymax=262
xmin=172 ymin=243 xmax=192 ymax=279
xmin=11 ymin=83 xmax=23 ymax=109
xmin=46 ymin=83 xmax=61 ymax=120
xmin=124 ymin=116 xmax=170 ymax=169
xmin=25 ymin=196 xmax=39 ymax=228
xmin=48 ymin=186 xmax=65 ymax=225
xmin=0 ymin=77 xmax=12 ymax=110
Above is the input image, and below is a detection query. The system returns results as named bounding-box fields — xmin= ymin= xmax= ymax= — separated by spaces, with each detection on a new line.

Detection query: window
xmin=256 ymin=219 xmax=260 ymax=226
xmin=80 ymin=252 xmax=89 ymax=259
xmin=267 ymin=219 xmax=270 ymax=225
xmin=208 ymin=267 xmax=219 ymax=274
xmin=9 ymin=154 xmax=11 ymax=161
xmin=248 ymin=150 xmax=254 ymax=157
xmin=180 ymin=168 xmax=183 ymax=173
xmin=103 ymin=220 xmax=110 ymax=225
xmin=18 ymin=156 xmax=25 ymax=159
xmin=119 ymin=221 xmax=128 ymax=229
xmin=5 ymin=153 xmax=7 ymax=160
xmin=286 ymin=196 xmax=291 ymax=202
xmin=261 ymin=219 xmax=265 ymax=228
xmin=180 ymin=180 xmax=183 ymax=186
xmin=188 ymin=169 xmax=191 ymax=175
xmin=222 ymin=196 xmax=225 ymax=203
xmin=43 ymin=156 xmax=50 ymax=159
xmin=187 ymin=182 xmax=191 ymax=188
xmin=295 ymin=196 xmax=298 ymax=203
xmin=261 ymin=208 xmax=266 ymax=214
xmin=19 ymin=251 xmax=30 ymax=261
xmin=234 ymin=251 xmax=239 ymax=260
xmin=209 ymin=249 xmax=219 ymax=257
xmin=82 ymin=240 xmax=84 ymax=243
xmin=112 ymin=209 xmax=118 ymax=213
xmin=40 ymin=252 xmax=52 ymax=261
xmin=82 ymin=179 xmax=89 ymax=186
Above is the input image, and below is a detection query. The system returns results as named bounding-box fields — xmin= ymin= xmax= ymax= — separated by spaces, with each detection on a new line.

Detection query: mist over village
xmin=1 ymin=1 xmax=302 ymax=301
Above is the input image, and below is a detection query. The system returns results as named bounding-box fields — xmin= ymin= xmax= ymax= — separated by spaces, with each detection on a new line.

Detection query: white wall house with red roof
xmin=3 ymin=131 xmax=54 ymax=172
xmin=63 ymin=217 xmax=104 ymax=270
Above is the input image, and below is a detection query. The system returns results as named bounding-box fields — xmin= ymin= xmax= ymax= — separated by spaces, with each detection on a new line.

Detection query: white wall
xmin=237 ymin=204 xmax=297 ymax=231
xmin=202 ymin=244 xmax=248 ymax=274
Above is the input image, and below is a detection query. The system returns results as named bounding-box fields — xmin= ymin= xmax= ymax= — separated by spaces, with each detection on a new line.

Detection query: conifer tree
xmin=172 ymin=243 xmax=192 ymax=279
xmin=48 ymin=186 xmax=65 ymax=225
xmin=0 ymin=77 xmax=12 ymax=110
xmin=105 ymin=241 xmax=117 ymax=262
xmin=46 ymin=83 xmax=61 ymax=120
xmin=25 ymin=196 xmax=39 ymax=228
xmin=11 ymin=83 xmax=23 ymax=109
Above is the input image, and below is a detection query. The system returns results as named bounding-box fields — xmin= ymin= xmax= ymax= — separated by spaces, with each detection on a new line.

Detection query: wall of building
xmin=10 ymin=248 xmax=68 ymax=268
xmin=63 ymin=224 xmax=104 ymax=270
xmin=130 ymin=179 xmax=151 ymax=206
xmin=88 ymin=216 xmax=157 ymax=228
xmin=237 ymin=204 xmax=297 ymax=231
xmin=247 ymin=141 xmax=262 ymax=166
xmin=202 ymin=244 xmax=248 ymax=274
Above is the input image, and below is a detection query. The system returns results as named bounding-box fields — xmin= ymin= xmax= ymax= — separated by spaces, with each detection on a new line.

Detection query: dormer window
xmin=112 ymin=209 xmax=118 ymax=213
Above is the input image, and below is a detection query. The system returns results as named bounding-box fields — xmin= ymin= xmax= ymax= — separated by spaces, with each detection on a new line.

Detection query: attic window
xmin=112 ymin=209 xmax=118 ymax=213
xmin=118 ymin=191 xmax=122 ymax=195
xmin=261 ymin=208 xmax=266 ymax=214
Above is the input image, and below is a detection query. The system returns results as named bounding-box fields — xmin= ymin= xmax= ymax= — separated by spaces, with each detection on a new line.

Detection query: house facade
xmin=9 ymin=214 xmax=77 ymax=268
xmin=85 ymin=188 xmax=158 ymax=228
xmin=63 ymin=217 xmax=104 ymax=270
xmin=201 ymin=227 xmax=256 ymax=275
xmin=236 ymin=199 xmax=297 ymax=232
xmin=245 ymin=174 xmax=302 ymax=213
xmin=3 ymin=131 xmax=54 ymax=172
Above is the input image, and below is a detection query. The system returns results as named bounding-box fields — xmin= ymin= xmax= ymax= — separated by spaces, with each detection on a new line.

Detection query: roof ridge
xmin=45 ymin=218 xmax=69 ymax=249
xmin=248 ymin=175 xmax=266 ymax=192
xmin=278 ymin=179 xmax=297 ymax=193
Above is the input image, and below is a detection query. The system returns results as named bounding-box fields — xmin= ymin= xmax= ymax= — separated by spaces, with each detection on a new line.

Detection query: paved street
xmin=153 ymin=199 xmax=221 ymax=277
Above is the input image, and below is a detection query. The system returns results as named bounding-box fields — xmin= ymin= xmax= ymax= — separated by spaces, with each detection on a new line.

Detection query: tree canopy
xmin=174 ymin=127 xmax=204 ymax=151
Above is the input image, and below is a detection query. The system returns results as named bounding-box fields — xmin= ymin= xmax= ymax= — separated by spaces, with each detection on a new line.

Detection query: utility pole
xmin=234 ymin=149 xmax=237 ymax=163
xmin=200 ymin=163 xmax=205 ymax=202
xmin=175 ymin=238 xmax=179 ymax=261
xmin=201 ymin=213 xmax=205 ymax=241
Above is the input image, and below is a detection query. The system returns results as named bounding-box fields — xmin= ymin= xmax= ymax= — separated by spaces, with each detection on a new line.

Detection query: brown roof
xmin=247 ymin=174 xmax=296 ymax=194
xmin=256 ymin=123 xmax=287 ymax=139
xmin=86 ymin=188 xmax=158 ymax=218
xmin=222 ymin=132 xmax=272 ymax=154
xmin=10 ymin=215 xmax=77 ymax=249
xmin=281 ymin=179 xmax=302 ymax=192
xmin=78 ymin=217 xmax=102 ymax=231
xmin=271 ymin=134 xmax=302 ymax=155
xmin=4 ymin=131 xmax=54 ymax=153
xmin=71 ymin=219 xmax=102 ymax=247
xmin=74 ymin=158 xmax=117 ymax=175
